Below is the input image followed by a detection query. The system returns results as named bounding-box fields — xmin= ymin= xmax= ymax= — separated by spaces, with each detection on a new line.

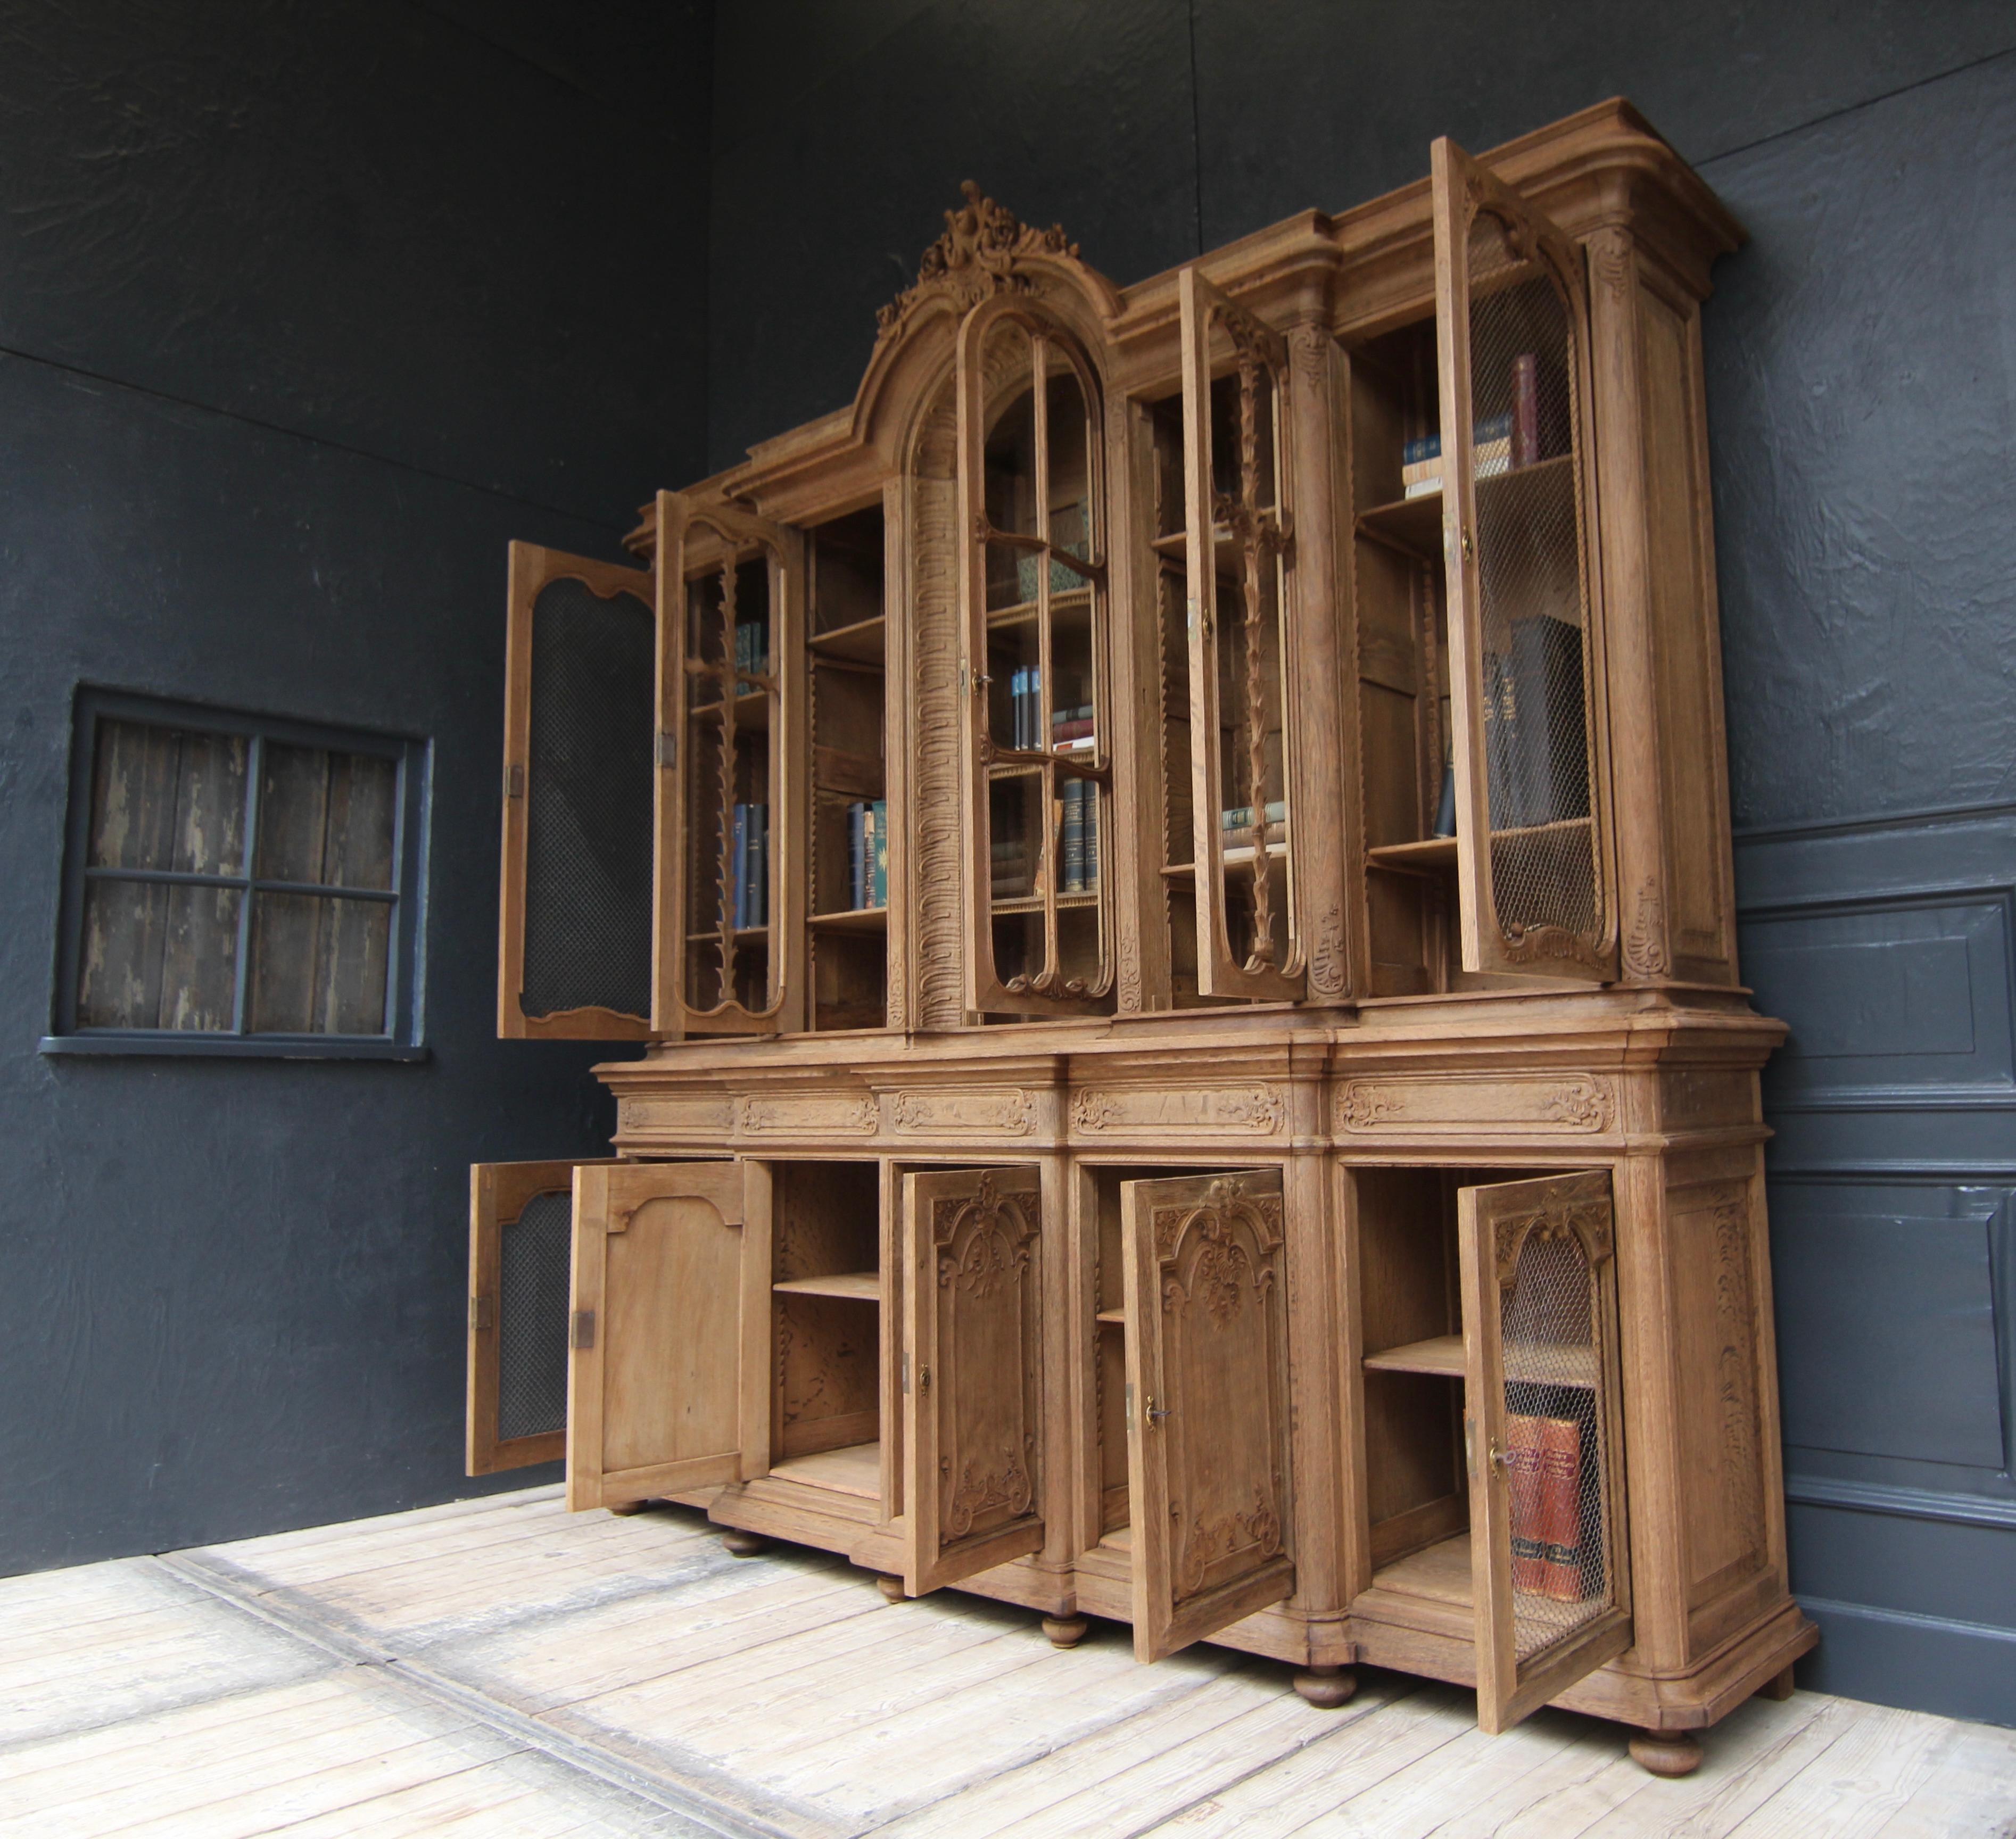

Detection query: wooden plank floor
xmin=5 ymin=1487 xmax=2012 ymax=1837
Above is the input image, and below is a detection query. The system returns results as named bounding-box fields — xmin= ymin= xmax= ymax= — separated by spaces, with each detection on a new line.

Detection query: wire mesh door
xmin=1458 ymin=1169 xmax=1631 ymax=1731
xmin=1432 ymin=138 xmax=1616 ymax=981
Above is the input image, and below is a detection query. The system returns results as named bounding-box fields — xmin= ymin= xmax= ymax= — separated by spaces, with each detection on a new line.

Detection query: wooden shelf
xmin=809 ymin=615 xmax=886 ymax=664
xmin=1357 ymin=455 xmax=1577 ymax=561
xmin=1095 ymin=1307 xmax=1127 ymax=1326
xmin=990 ymin=891 xmax=1100 ymax=914
xmin=1364 ymin=1333 xmax=1597 ymax=1388
xmin=687 ymin=926 xmax=770 ymax=944
xmin=1373 ymin=1532 xmax=1473 ymax=1608
xmin=688 ymin=689 xmax=772 ymax=727
xmin=1161 ymin=843 xmax=1288 ymax=882
xmin=986 ymin=586 xmax=1093 ymax=628
xmin=769 ymin=1440 xmax=881 ymax=1498
xmin=1149 ymin=521 xmax=1281 ymax=570
xmin=1367 ymin=835 xmax=1458 ymax=870
xmin=808 ymin=906 xmax=887 ymax=934
xmin=773 ymin=1271 xmax=880 ymax=1302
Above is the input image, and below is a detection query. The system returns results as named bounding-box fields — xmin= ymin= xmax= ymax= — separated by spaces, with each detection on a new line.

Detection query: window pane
xmin=256 ymin=744 xmax=398 ymax=889
xmin=247 ymin=892 xmax=390 ymax=1033
xmin=79 ymin=880 xmax=241 ymax=1029
xmin=88 ymin=720 xmax=247 ymax=874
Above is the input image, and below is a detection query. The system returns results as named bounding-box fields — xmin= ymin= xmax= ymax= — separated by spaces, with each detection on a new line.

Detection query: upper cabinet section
xmin=507 ymin=101 xmax=1745 ymax=1043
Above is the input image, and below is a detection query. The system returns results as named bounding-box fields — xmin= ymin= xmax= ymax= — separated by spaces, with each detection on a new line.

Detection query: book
xmin=1511 ymin=353 xmax=1541 ymax=468
xmin=731 ymin=804 xmax=747 ymax=930
xmin=1399 ymin=412 xmax=1510 ymax=469
xmin=847 ymin=801 xmax=867 ymax=909
xmin=1484 ymin=614 xmax=1588 ymax=829
xmin=1221 ymin=801 xmax=1287 ymax=831
xmin=1506 ymin=1414 xmax=1552 ymax=1594
xmin=1051 ymin=703 xmax=1095 ymax=749
xmin=869 ymin=799 xmax=887 ymax=907
xmin=1081 ymin=781 xmax=1097 ymax=891
xmin=1061 ymin=780 xmax=1086 ymax=893
xmin=1538 ymin=1414 xmax=1587 ymax=1602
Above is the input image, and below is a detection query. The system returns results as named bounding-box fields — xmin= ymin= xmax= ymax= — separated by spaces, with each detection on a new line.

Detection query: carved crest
xmin=1492 ymin=1198 xmax=1615 ymax=1289
xmin=932 ymin=1173 xmax=1039 ymax=1299
xmin=876 ymin=181 xmax=1086 ymax=343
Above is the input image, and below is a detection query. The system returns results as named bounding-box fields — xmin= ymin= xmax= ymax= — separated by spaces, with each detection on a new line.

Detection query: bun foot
xmin=875 ymin=1574 xmax=907 ymax=1603
xmin=720 ymin=1528 xmax=772 ymax=1556
xmin=1629 ymin=1729 xmax=1703 ymax=1777
xmin=607 ymin=1501 xmax=649 ymax=1517
xmin=1041 ymin=1614 xmax=1089 ymax=1649
xmin=1293 ymin=1665 xmax=1358 ymax=1709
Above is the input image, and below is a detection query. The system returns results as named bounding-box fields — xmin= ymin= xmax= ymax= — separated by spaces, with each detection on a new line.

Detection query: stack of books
xmin=844 ymin=799 xmax=888 ymax=909
xmin=1483 ymin=614 xmax=1589 ymax=828
xmin=991 ymin=834 xmax=1030 ymax=901
xmin=730 ymin=802 xmax=769 ymax=929
xmin=1219 ymin=800 xmax=1287 ymax=860
xmin=1051 ymin=703 xmax=1095 ymax=751
xmin=1506 ymin=1411 xmax=1591 ymax=1602
xmin=732 ymin=619 xmax=767 ymax=676
xmin=1401 ymin=413 xmax=1512 ymax=499
xmin=1060 ymin=781 xmax=1098 ymax=893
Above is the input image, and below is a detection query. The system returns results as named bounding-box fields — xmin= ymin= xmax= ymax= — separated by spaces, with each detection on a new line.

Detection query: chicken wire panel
xmin=497 ymin=1189 xmax=573 ymax=1443
xmin=1465 ymin=209 xmax=1602 ymax=957
xmin=1499 ymin=1224 xmax=1613 ymax=1663
xmin=522 ymin=578 xmax=655 ymax=1022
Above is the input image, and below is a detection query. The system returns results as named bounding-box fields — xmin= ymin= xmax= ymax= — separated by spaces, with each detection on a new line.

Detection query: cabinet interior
xmin=769 ymin=1159 xmax=882 ymax=1496
xmin=807 ymin=507 xmax=889 ymax=1032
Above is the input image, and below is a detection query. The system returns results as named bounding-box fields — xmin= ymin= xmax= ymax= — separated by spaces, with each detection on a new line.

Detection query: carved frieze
xmin=1071 ymin=1083 xmax=1286 ymax=1138
xmin=889 ymin=1086 xmax=1037 ymax=1137
xmin=736 ymin=1092 xmax=879 ymax=1137
xmin=1333 ymin=1073 xmax=1616 ymax=1136
xmin=618 ymin=1094 xmax=735 ymax=1140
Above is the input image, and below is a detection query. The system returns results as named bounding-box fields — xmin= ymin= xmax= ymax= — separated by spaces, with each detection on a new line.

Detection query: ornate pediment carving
xmin=875 ymin=181 xmax=1089 ymax=343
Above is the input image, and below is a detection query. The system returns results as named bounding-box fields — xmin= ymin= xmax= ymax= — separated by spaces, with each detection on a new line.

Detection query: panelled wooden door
xmin=654 ymin=490 xmax=809 ymax=1039
xmin=954 ymin=295 xmax=1116 ymax=1017
xmin=567 ymin=1160 xmax=770 ymax=1511
xmin=1177 ymin=268 xmax=1306 ymax=1002
xmin=1457 ymin=1170 xmax=1632 ymax=1731
xmin=467 ymin=1159 xmax=612 ymax=1474
xmin=1120 ymin=1168 xmax=1295 ymax=1660
xmin=498 ymin=543 xmax=658 ymax=1039
xmin=900 ymin=1166 xmax=1046 ymax=1594
xmin=1431 ymin=137 xmax=1618 ymax=981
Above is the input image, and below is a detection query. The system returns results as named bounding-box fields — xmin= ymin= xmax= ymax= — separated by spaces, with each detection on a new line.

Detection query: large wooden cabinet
xmin=468 ymin=101 xmax=1813 ymax=1772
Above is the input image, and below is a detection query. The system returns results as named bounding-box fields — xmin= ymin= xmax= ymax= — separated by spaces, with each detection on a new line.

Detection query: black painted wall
xmin=703 ymin=3 xmax=2016 ymax=1724
xmin=0 ymin=1 xmax=710 ymax=1569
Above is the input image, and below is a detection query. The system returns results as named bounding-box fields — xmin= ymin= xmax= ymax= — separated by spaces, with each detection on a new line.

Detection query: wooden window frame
xmin=43 ymin=686 xmax=428 ymax=1060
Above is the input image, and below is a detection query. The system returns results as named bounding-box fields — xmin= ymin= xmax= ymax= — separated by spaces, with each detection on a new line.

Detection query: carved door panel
xmin=1431 ymin=138 xmax=1617 ymax=982
xmin=567 ymin=1160 xmax=767 ymax=1511
xmin=1458 ymin=1170 xmax=1631 ymax=1730
xmin=901 ymin=1165 xmax=1046 ymax=1594
xmin=655 ymin=490 xmax=808 ymax=1039
xmin=499 ymin=543 xmax=657 ymax=1039
xmin=1177 ymin=268 xmax=1306 ymax=1001
xmin=467 ymin=1159 xmax=613 ymax=1474
xmin=955 ymin=296 xmax=1116 ymax=1016
xmin=1120 ymin=1168 xmax=1294 ymax=1660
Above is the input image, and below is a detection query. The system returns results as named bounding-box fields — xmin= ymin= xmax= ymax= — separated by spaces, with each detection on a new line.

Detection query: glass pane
xmin=78 ymin=880 xmax=241 ymax=1030
xmin=247 ymin=892 xmax=390 ymax=1033
xmin=257 ymin=743 xmax=396 ymax=889
xmin=1209 ymin=366 xmax=1277 ymax=511
xmin=1500 ymin=1227 xmax=1611 ymax=1661
xmin=88 ymin=720 xmax=247 ymax=874
xmin=986 ymin=584 xmax=1042 ymax=753
xmin=1466 ymin=208 xmax=1598 ymax=946
xmin=989 ymin=771 xmax=1042 ymax=902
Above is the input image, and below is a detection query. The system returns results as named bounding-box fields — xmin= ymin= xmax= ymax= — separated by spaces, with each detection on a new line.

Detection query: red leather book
xmin=1511 ymin=352 xmax=1541 ymax=468
xmin=1539 ymin=1414 xmax=1586 ymax=1601
xmin=1505 ymin=1414 xmax=1550 ymax=1592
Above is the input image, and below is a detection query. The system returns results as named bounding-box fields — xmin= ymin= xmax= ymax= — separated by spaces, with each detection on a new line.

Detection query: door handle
xmin=1144 ymin=1394 xmax=1170 ymax=1427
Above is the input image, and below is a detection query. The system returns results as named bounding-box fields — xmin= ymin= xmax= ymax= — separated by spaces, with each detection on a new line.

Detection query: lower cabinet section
xmin=466 ymin=1132 xmax=1813 ymax=1762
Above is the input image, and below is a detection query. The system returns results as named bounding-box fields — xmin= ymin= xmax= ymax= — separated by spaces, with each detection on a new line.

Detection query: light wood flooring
xmin=5 ymin=1484 xmax=2012 ymax=1837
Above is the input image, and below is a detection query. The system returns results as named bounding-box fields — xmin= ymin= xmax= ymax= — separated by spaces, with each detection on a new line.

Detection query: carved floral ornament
xmin=932 ymin=1170 xmax=1040 ymax=1299
xmin=1492 ymin=1199 xmax=1615 ymax=1290
xmin=875 ymin=181 xmax=1103 ymax=343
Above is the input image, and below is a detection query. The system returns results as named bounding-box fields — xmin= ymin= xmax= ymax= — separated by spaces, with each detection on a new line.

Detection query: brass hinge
xmin=570 ymin=1308 xmax=596 ymax=1350
xmin=505 ymin=762 xmax=525 ymax=798
xmin=656 ymin=731 xmax=677 ymax=767
xmin=468 ymin=1296 xmax=493 ymax=1332
xmin=919 ymin=1363 xmax=931 ymax=1397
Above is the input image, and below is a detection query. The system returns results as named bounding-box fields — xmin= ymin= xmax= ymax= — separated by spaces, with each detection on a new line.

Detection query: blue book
xmin=731 ymin=803 xmax=748 ymax=930
xmin=848 ymin=801 xmax=866 ymax=909
xmin=1061 ymin=780 xmax=1086 ymax=893
xmin=870 ymin=799 xmax=888 ymax=907
xmin=1081 ymin=784 xmax=1098 ymax=892
xmin=754 ymin=806 xmax=769 ymax=926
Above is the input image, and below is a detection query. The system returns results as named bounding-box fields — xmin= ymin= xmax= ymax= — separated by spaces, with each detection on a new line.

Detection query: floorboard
xmin=4 ymin=1486 xmax=2010 ymax=1838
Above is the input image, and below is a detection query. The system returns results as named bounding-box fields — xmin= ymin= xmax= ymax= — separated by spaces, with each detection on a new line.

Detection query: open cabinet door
xmin=654 ymin=491 xmax=808 ymax=1040
xmin=467 ymin=1159 xmax=613 ymax=1474
xmin=901 ymin=1166 xmax=1046 ymax=1594
xmin=1431 ymin=138 xmax=1617 ymax=981
xmin=1177 ymin=268 xmax=1305 ymax=1001
xmin=1120 ymin=1169 xmax=1294 ymax=1659
xmin=499 ymin=544 xmax=657 ymax=1039
xmin=1458 ymin=1170 xmax=1632 ymax=1731
xmin=567 ymin=1160 xmax=767 ymax=1511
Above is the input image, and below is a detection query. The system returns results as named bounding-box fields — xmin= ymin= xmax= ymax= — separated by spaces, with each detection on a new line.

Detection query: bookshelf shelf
xmin=773 ymin=1271 xmax=880 ymax=1302
xmin=1367 ymin=835 xmax=1458 ymax=870
xmin=808 ymin=615 xmax=887 ymax=664
xmin=1362 ymin=1331 xmax=1596 ymax=1388
xmin=1095 ymin=1307 xmax=1127 ymax=1326
xmin=990 ymin=892 xmax=1100 ymax=914
xmin=808 ymin=906 xmax=887 ymax=934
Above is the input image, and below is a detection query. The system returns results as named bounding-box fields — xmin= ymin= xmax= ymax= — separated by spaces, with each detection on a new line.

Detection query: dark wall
xmin=0 ymin=0 xmax=710 ymax=1570
xmin=703 ymin=2 xmax=2016 ymax=1724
